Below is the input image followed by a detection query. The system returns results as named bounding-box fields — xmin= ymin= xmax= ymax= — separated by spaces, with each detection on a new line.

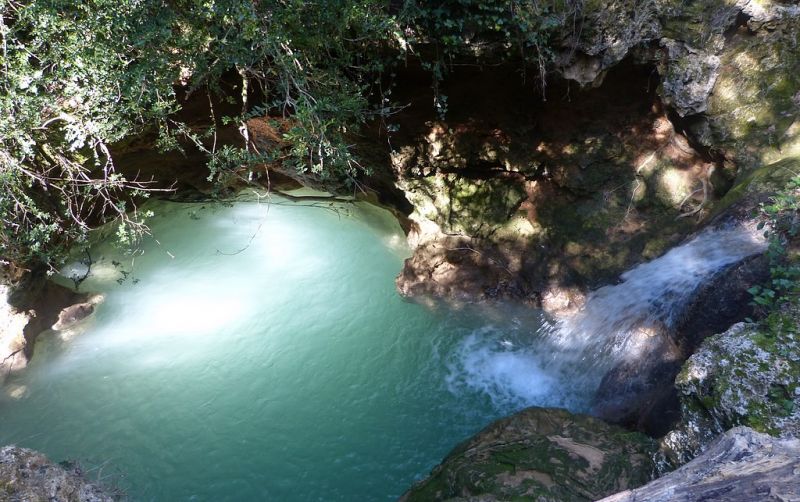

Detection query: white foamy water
xmin=557 ymin=226 xmax=767 ymax=364
xmin=445 ymin=321 xmax=591 ymax=411
xmin=0 ymin=199 xmax=767 ymax=500
xmin=447 ymin=225 xmax=767 ymax=404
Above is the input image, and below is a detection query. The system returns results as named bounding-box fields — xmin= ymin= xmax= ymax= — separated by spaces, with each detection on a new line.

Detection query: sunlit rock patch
xmin=0 ymin=446 xmax=116 ymax=501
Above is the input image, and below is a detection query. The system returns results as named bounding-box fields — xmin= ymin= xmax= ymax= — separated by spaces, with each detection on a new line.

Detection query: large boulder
xmin=400 ymin=407 xmax=658 ymax=502
xmin=600 ymin=427 xmax=800 ymax=502
xmin=662 ymin=303 xmax=800 ymax=465
xmin=0 ymin=445 xmax=115 ymax=501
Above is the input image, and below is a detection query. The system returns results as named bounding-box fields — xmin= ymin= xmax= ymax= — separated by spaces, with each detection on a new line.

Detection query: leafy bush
xmin=0 ymin=0 xmax=401 ymax=267
xmin=748 ymin=174 xmax=800 ymax=311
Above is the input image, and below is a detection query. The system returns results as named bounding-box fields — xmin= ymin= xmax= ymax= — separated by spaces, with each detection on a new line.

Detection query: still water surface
xmin=0 ymin=196 xmax=587 ymax=500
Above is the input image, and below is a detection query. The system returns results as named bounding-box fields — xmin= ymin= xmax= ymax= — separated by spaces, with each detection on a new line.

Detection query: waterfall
xmin=449 ymin=225 xmax=768 ymax=412
xmin=555 ymin=225 xmax=767 ymax=366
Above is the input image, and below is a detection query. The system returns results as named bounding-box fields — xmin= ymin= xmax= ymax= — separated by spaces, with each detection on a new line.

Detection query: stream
xmin=0 ymin=196 xmax=589 ymax=501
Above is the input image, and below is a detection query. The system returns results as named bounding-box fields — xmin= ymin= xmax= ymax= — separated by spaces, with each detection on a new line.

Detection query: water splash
xmin=448 ymin=226 xmax=767 ymax=410
xmin=444 ymin=323 xmax=593 ymax=413
xmin=557 ymin=226 xmax=766 ymax=366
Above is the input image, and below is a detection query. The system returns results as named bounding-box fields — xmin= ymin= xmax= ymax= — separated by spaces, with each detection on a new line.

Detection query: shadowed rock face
xmin=0 ymin=445 xmax=115 ymax=501
xmin=600 ymin=427 xmax=800 ymax=502
xmin=388 ymin=60 xmax=709 ymax=307
xmin=400 ymin=407 xmax=657 ymax=502
xmin=387 ymin=0 xmax=799 ymax=309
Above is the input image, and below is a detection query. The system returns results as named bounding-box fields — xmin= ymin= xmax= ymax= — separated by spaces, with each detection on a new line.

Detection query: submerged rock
xmin=52 ymin=295 xmax=104 ymax=332
xmin=400 ymin=407 xmax=657 ymax=502
xmin=0 ymin=445 xmax=115 ymax=501
xmin=600 ymin=427 xmax=800 ymax=502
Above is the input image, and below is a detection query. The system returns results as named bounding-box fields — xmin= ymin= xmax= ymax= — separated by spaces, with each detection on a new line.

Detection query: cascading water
xmin=556 ymin=226 xmax=767 ymax=365
xmin=0 ymin=194 xmax=767 ymax=500
xmin=447 ymin=225 xmax=768 ymax=401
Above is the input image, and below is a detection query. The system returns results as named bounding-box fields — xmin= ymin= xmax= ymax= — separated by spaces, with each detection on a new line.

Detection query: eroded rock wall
xmin=389 ymin=61 xmax=713 ymax=307
xmin=389 ymin=0 xmax=800 ymax=310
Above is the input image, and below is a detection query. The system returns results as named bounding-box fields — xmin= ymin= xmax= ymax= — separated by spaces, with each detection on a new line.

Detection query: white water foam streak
xmin=555 ymin=226 xmax=767 ymax=369
xmin=447 ymin=225 xmax=767 ymax=412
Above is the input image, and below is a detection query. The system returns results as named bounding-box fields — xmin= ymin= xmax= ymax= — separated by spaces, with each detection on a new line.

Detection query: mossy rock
xmin=662 ymin=300 xmax=800 ymax=465
xmin=704 ymin=21 xmax=800 ymax=168
xmin=0 ymin=445 xmax=115 ymax=501
xmin=402 ymin=174 xmax=528 ymax=238
xmin=401 ymin=407 xmax=658 ymax=502
xmin=707 ymin=156 xmax=800 ymax=220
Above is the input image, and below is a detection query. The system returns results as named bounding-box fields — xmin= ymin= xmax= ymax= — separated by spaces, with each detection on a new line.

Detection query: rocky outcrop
xmin=591 ymin=251 xmax=770 ymax=436
xmin=589 ymin=158 xmax=797 ymax=435
xmin=0 ymin=445 xmax=116 ymax=501
xmin=389 ymin=0 xmax=799 ymax=308
xmin=0 ymin=269 xmax=92 ymax=383
xmin=390 ymin=62 xmax=709 ymax=307
xmin=400 ymin=407 xmax=658 ymax=502
xmin=662 ymin=302 xmax=800 ymax=465
xmin=600 ymin=427 xmax=800 ymax=502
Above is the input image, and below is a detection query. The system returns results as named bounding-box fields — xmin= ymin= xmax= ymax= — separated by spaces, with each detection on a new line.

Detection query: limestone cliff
xmin=389 ymin=0 xmax=800 ymax=309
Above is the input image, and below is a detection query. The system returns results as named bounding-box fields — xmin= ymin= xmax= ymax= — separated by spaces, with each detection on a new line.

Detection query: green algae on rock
xmin=662 ymin=301 xmax=800 ymax=465
xmin=400 ymin=407 xmax=658 ymax=502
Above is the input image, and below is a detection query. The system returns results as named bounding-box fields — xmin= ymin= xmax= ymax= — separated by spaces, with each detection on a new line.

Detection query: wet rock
xmin=593 ymin=157 xmax=798 ymax=439
xmin=593 ymin=251 xmax=767 ymax=429
xmin=600 ymin=427 xmax=800 ymax=502
xmin=0 ymin=445 xmax=115 ymax=501
xmin=400 ymin=407 xmax=658 ymax=502
xmin=675 ymin=253 xmax=769 ymax=352
xmin=591 ymin=333 xmax=683 ymax=437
